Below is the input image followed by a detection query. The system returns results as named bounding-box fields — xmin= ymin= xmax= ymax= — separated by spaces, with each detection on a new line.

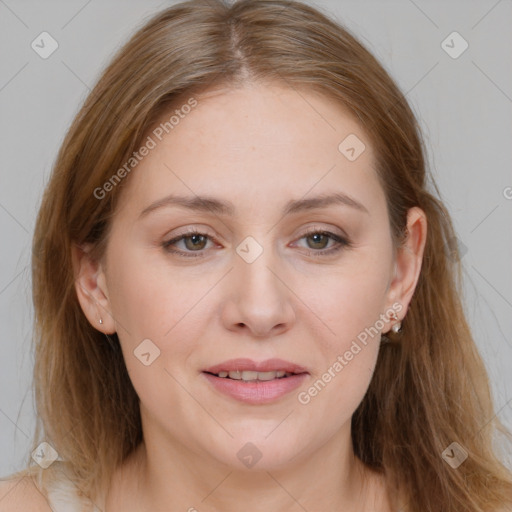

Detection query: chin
xmin=210 ymin=432 xmax=307 ymax=472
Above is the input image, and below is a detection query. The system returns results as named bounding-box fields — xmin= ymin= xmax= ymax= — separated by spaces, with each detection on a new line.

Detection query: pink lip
xmin=202 ymin=372 xmax=309 ymax=404
xmin=202 ymin=358 xmax=309 ymax=405
xmin=203 ymin=358 xmax=308 ymax=374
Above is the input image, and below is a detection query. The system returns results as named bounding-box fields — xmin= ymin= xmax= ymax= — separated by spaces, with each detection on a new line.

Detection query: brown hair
xmin=9 ymin=0 xmax=512 ymax=510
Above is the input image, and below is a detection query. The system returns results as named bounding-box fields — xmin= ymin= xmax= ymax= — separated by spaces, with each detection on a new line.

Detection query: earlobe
xmin=71 ymin=243 xmax=116 ymax=334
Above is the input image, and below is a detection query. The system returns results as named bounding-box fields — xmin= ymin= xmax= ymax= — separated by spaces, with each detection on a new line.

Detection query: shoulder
xmin=0 ymin=475 xmax=51 ymax=511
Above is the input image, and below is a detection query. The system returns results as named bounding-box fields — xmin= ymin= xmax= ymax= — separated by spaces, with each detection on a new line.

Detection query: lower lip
xmin=202 ymin=372 xmax=309 ymax=404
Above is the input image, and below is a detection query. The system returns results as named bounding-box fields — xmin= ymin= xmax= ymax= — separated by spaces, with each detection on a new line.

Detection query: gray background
xmin=1 ymin=0 xmax=511 ymax=477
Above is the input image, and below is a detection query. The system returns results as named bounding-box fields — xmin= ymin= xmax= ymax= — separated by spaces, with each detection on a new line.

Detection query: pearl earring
xmin=391 ymin=321 xmax=402 ymax=333
xmin=99 ymin=317 xmax=103 ymax=325
xmin=389 ymin=310 xmax=402 ymax=334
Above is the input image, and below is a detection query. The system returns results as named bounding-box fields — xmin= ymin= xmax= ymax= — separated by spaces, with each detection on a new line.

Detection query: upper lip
xmin=203 ymin=358 xmax=309 ymax=374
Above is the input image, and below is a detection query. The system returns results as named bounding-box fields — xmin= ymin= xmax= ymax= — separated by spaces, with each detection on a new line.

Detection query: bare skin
xmin=72 ymin=82 xmax=426 ymax=512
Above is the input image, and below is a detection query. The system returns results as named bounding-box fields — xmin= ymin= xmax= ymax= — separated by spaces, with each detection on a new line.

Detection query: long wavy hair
xmin=7 ymin=0 xmax=512 ymax=510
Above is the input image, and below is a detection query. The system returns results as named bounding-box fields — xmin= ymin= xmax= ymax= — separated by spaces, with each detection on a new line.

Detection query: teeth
xmin=216 ymin=370 xmax=293 ymax=381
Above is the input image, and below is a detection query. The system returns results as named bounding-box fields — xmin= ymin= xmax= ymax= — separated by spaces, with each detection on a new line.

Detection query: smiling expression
xmin=81 ymin=81 xmax=408 ymax=470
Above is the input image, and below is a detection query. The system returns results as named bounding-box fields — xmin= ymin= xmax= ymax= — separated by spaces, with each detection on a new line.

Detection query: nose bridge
xmin=225 ymin=233 xmax=295 ymax=334
xmin=234 ymin=234 xmax=284 ymax=301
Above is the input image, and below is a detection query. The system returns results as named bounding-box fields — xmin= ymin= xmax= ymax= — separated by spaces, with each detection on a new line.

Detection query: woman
xmin=1 ymin=0 xmax=511 ymax=510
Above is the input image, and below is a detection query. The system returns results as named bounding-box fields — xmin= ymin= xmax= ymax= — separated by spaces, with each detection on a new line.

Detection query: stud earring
xmin=391 ymin=321 xmax=402 ymax=333
xmin=99 ymin=317 xmax=103 ymax=325
xmin=388 ymin=310 xmax=402 ymax=334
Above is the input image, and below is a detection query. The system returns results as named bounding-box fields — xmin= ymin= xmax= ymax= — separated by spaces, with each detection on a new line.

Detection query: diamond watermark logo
xmin=236 ymin=236 xmax=263 ymax=264
xmin=32 ymin=442 xmax=59 ymax=469
xmin=338 ymin=134 xmax=366 ymax=161
xmin=31 ymin=31 xmax=59 ymax=59
xmin=442 ymin=442 xmax=468 ymax=469
xmin=444 ymin=236 xmax=467 ymax=262
xmin=237 ymin=442 xmax=263 ymax=468
xmin=134 ymin=338 xmax=161 ymax=366
xmin=441 ymin=31 xmax=468 ymax=59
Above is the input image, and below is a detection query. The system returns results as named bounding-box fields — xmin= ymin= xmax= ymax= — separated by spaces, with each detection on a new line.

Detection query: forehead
xmin=116 ymin=82 xmax=385 ymax=219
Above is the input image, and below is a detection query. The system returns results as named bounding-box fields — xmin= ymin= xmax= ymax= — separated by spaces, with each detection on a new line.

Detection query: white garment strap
xmin=45 ymin=465 xmax=102 ymax=512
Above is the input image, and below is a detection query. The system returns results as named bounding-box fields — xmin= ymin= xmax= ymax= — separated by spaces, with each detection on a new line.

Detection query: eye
xmin=293 ymin=228 xmax=351 ymax=257
xmin=162 ymin=229 xmax=216 ymax=258
xmin=162 ymin=227 xmax=351 ymax=258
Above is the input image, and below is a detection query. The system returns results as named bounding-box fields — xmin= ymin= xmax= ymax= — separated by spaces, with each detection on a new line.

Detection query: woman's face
xmin=79 ymin=82 xmax=422 ymax=471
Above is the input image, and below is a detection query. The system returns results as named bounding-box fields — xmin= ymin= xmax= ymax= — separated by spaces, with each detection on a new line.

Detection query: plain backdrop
xmin=1 ymin=0 xmax=511 ymax=477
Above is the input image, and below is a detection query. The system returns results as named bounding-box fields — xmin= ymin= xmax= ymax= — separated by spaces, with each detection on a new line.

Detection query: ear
xmin=384 ymin=206 xmax=427 ymax=330
xmin=71 ymin=243 xmax=117 ymax=334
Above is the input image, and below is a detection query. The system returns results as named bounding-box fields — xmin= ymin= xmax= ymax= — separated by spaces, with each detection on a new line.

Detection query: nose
xmin=220 ymin=241 xmax=296 ymax=339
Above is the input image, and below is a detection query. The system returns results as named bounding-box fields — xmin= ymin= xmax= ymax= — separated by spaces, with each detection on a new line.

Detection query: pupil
xmin=309 ymin=233 xmax=327 ymax=249
xmin=186 ymin=234 xmax=206 ymax=250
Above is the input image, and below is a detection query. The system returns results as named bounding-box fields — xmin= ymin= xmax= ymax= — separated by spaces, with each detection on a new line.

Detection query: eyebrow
xmin=138 ymin=191 xmax=369 ymax=219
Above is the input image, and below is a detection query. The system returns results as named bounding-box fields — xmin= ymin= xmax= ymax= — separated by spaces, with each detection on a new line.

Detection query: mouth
xmin=201 ymin=358 xmax=309 ymax=404
xmin=202 ymin=357 xmax=309 ymax=380
xmin=203 ymin=369 xmax=301 ymax=381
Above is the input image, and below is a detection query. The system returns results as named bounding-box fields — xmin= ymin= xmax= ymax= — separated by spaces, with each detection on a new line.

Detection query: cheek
xmin=105 ymin=253 xmax=201 ymax=422
xmin=104 ymin=247 xmax=211 ymax=384
xmin=106 ymin=266 xmax=164 ymax=339
xmin=106 ymin=244 xmax=202 ymax=339
xmin=293 ymin=252 xmax=390 ymax=409
xmin=297 ymin=256 xmax=391 ymax=345
xmin=297 ymin=273 xmax=384 ymax=434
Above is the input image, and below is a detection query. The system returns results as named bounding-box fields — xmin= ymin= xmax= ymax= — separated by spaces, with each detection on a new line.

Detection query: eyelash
xmin=162 ymin=227 xmax=351 ymax=259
